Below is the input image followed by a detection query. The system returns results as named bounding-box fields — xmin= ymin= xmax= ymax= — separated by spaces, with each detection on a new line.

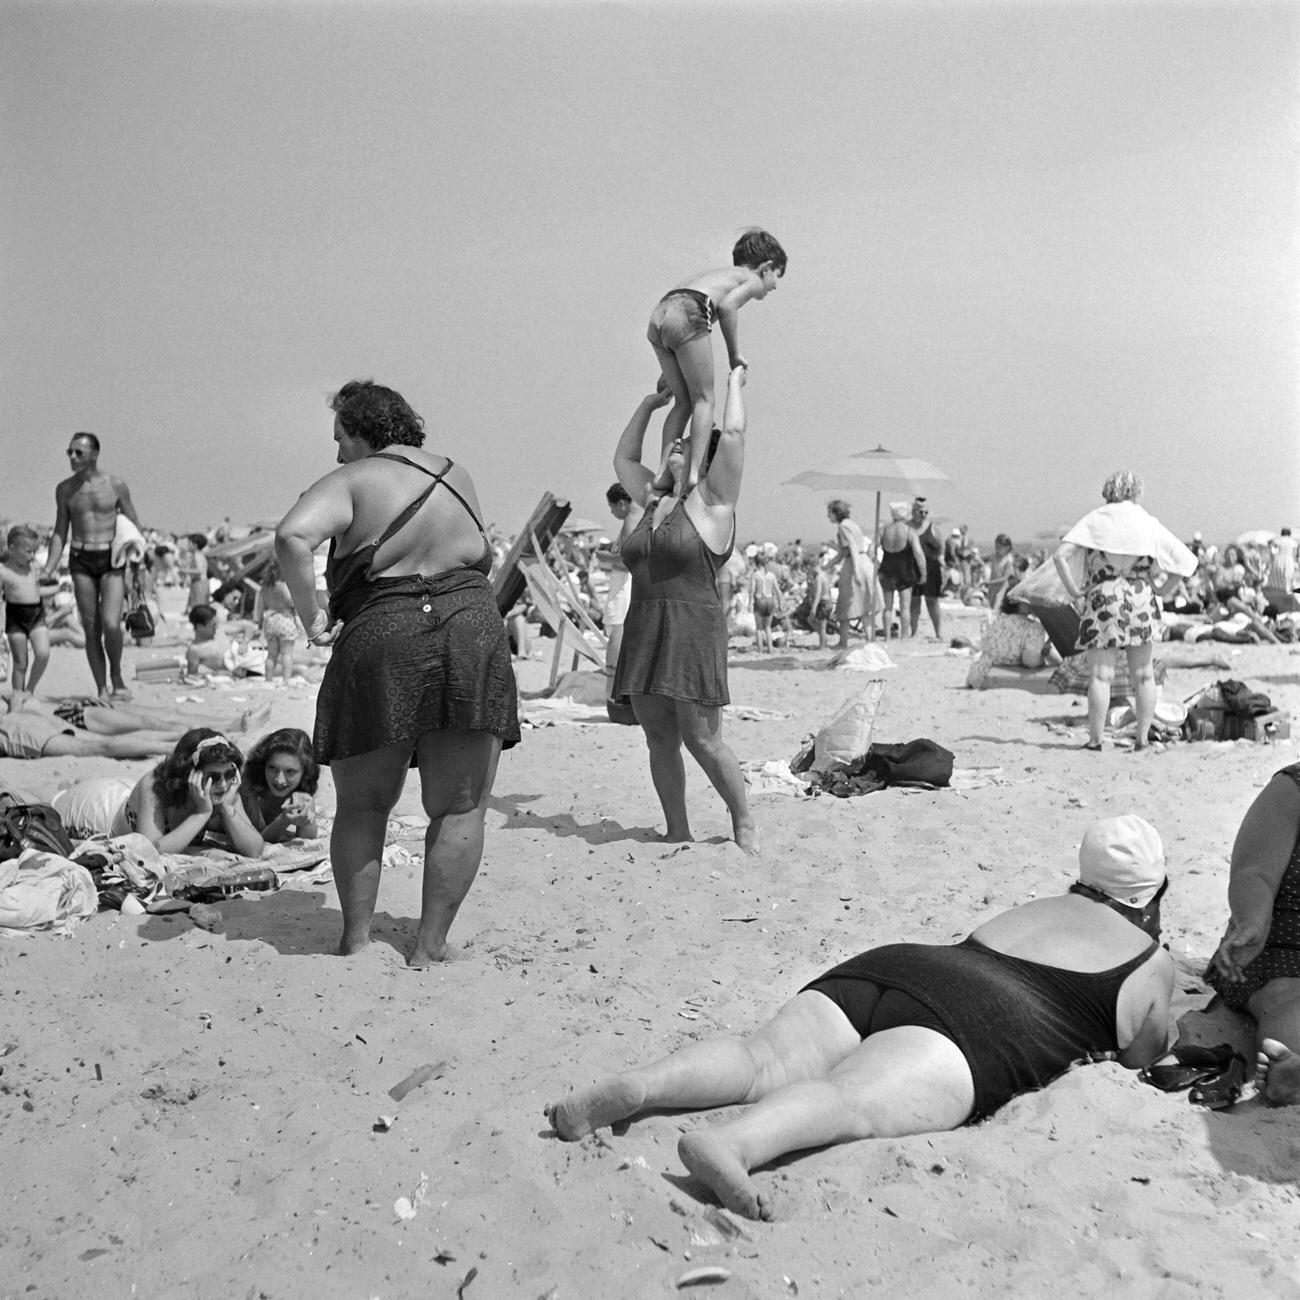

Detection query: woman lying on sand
xmin=548 ymin=816 xmax=1174 ymax=1220
xmin=240 ymin=727 xmax=319 ymax=844
xmin=111 ymin=728 xmax=265 ymax=857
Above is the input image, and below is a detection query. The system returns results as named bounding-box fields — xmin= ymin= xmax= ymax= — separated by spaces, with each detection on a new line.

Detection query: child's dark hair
xmin=188 ymin=604 xmax=217 ymax=628
xmin=189 ymin=533 xmax=208 ymax=550
xmin=243 ymin=728 xmax=320 ymax=797
xmin=151 ymin=728 xmax=244 ymax=808
xmin=606 ymin=482 xmax=632 ymax=506
xmin=6 ymin=524 xmax=38 ymax=550
xmin=733 ymin=228 xmax=787 ymax=275
xmin=330 ymin=379 xmax=426 ymax=450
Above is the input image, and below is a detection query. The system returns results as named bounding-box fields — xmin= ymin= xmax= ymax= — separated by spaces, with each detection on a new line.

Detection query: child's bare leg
xmin=651 ymin=342 xmax=690 ymax=491
xmin=8 ymin=632 xmax=30 ymax=703
xmin=674 ymin=334 xmax=716 ymax=490
xmin=24 ymin=628 xmax=50 ymax=696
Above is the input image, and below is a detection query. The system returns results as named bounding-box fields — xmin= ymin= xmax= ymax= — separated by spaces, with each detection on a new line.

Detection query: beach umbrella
xmin=1235 ymin=528 xmax=1275 ymax=548
xmin=558 ymin=516 xmax=604 ymax=535
xmin=785 ymin=446 xmax=951 ymax=638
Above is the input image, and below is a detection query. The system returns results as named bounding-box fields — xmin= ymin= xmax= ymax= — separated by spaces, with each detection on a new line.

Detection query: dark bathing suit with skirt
xmin=614 ymin=498 xmax=732 ymax=706
xmin=313 ymin=453 xmax=520 ymax=766
xmin=1205 ymin=763 xmax=1300 ymax=1007
xmin=803 ymin=935 xmax=1157 ymax=1119
xmin=878 ymin=545 xmax=920 ymax=590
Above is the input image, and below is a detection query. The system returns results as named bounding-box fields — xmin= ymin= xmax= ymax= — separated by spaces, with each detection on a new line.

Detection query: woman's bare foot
xmin=678 ymin=1130 xmax=772 ymax=1221
xmin=337 ymin=928 xmax=370 ymax=956
xmin=237 ymin=702 xmax=274 ymax=732
xmin=1257 ymin=1038 xmax=1300 ymax=1105
xmin=545 ymin=1075 xmax=648 ymax=1139
xmin=407 ymin=940 xmax=450 ymax=968
xmin=733 ymin=818 xmax=760 ymax=856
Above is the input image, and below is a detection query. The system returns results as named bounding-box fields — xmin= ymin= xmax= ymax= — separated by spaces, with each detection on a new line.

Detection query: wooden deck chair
xmin=519 ymin=544 xmax=607 ymax=688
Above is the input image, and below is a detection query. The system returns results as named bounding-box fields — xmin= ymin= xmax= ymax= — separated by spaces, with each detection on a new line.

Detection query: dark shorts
xmin=69 ymin=547 xmax=125 ymax=582
xmin=753 ymin=597 xmax=776 ymax=618
xmin=647 ymin=289 xmax=714 ymax=353
xmin=5 ymin=603 xmax=46 ymax=636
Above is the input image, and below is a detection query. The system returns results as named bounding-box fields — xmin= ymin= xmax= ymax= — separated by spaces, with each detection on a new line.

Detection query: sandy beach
xmin=4 ymin=605 xmax=1300 ymax=1298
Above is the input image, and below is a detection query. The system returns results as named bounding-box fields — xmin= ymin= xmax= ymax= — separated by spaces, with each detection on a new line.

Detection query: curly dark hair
xmin=242 ymin=728 xmax=320 ymax=797
xmin=330 ymin=379 xmax=426 ymax=450
xmin=151 ymin=728 xmax=244 ymax=809
xmin=732 ymin=228 xmax=787 ymax=275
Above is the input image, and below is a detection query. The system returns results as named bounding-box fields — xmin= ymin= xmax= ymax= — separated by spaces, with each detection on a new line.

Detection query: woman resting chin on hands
xmin=110 ymin=728 xmax=264 ymax=857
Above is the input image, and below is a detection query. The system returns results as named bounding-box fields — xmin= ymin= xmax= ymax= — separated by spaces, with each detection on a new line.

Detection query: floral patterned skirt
xmin=1078 ymin=574 xmax=1158 ymax=650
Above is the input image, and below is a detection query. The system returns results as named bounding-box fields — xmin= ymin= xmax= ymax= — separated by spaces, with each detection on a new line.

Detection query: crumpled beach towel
xmin=810 ymin=739 xmax=955 ymax=798
xmin=0 ymin=849 xmax=98 ymax=937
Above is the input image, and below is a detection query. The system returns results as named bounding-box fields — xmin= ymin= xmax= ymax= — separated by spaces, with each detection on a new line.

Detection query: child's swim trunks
xmin=647 ymin=289 xmax=714 ymax=352
xmin=4 ymin=602 xmax=46 ymax=636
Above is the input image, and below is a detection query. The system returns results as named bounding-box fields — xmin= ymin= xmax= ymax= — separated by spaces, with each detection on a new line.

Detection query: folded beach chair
xmin=518 ymin=538 xmax=607 ymax=690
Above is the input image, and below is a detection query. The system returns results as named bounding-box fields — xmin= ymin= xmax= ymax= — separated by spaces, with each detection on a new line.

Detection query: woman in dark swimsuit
xmin=612 ymin=365 xmax=757 ymax=854
xmin=548 ymin=816 xmax=1174 ymax=1221
xmin=276 ymin=380 xmax=519 ymax=965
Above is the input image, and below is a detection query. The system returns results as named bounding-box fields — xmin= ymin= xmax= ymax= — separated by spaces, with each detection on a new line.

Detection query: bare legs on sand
xmin=630 ymin=694 xmax=758 ymax=854
xmin=546 ymin=990 xmax=973 ymax=1220
xmin=1248 ymin=979 xmax=1300 ymax=1105
xmin=329 ymin=730 xmax=501 ymax=964
xmin=1086 ymin=644 xmax=1156 ymax=749
xmin=71 ymin=568 xmax=128 ymax=698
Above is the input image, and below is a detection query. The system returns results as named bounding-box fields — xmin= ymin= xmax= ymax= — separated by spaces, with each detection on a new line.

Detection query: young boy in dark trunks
xmin=1 ymin=525 xmax=53 ymax=711
xmin=647 ymin=228 xmax=786 ymax=492
xmin=40 ymin=431 xmax=141 ymax=700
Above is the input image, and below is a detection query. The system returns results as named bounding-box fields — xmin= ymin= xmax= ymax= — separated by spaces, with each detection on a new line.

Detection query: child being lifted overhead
xmin=646 ymin=228 xmax=786 ymax=492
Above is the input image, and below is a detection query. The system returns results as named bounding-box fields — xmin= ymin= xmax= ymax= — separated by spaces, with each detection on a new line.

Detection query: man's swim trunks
xmin=647 ymin=289 xmax=714 ymax=353
xmin=803 ymin=935 xmax=1156 ymax=1120
xmin=4 ymin=603 xmax=46 ymax=636
xmin=69 ymin=545 xmax=124 ymax=582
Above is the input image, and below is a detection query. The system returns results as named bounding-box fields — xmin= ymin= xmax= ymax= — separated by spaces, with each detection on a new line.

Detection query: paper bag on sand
xmin=811 ymin=681 xmax=886 ymax=773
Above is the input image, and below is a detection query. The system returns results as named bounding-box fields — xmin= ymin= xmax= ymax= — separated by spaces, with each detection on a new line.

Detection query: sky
xmin=3 ymin=0 xmax=1296 ymax=549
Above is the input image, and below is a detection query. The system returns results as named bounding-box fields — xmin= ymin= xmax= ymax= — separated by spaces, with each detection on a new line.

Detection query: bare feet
xmin=545 ymin=1075 xmax=648 ymax=1140
xmin=678 ymin=1129 xmax=772 ymax=1221
xmin=1257 ymin=1038 xmax=1300 ymax=1105
xmin=407 ymin=941 xmax=450 ymax=968
xmin=337 ymin=929 xmax=370 ymax=956
xmin=237 ymin=702 xmax=274 ymax=732
xmin=733 ymin=818 xmax=760 ymax=856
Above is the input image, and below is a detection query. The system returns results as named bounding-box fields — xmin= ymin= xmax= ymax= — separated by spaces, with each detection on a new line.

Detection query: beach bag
xmin=1217 ymin=679 xmax=1273 ymax=741
xmin=860 ymin=739 xmax=955 ymax=788
xmin=811 ymin=681 xmax=886 ymax=772
xmin=0 ymin=794 xmax=76 ymax=863
xmin=124 ymin=562 xmax=155 ymax=640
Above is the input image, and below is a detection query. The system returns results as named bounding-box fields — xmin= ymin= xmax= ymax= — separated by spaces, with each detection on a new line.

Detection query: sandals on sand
xmin=1140 ymin=1043 xmax=1248 ymax=1109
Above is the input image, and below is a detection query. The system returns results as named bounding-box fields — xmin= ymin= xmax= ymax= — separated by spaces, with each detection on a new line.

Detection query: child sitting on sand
xmin=111 ymin=728 xmax=264 ymax=856
xmin=647 ymin=228 xmax=786 ymax=491
xmin=1 ymin=525 xmax=54 ymax=711
xmin=240 ymin=728 xmax=319 ymax=843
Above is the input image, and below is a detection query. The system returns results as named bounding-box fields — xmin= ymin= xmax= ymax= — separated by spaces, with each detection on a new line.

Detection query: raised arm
xmin=275 ymin=471 xmax=354 ymax=640
xmin=613 ymin=383 xmax=672 ymax=508
xmin=1053 ymin=543 xmax=1084 ymax=603
xmin=698 ymin=366 xmax=747 ymax=509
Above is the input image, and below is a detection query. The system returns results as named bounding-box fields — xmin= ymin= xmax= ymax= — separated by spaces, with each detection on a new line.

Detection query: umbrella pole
xmin=869 ymin=490 xmax=881 ymax=641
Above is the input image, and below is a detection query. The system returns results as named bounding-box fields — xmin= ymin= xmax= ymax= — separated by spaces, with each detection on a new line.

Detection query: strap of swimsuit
xmin=370 ymin=453 xmax=489 ymax=548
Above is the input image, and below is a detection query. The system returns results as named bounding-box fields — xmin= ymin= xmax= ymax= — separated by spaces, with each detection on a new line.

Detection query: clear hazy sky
xmin=4 ymin=0 xmax=1296 ymax=547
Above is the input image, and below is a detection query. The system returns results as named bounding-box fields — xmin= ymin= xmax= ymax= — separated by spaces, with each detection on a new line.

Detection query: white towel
xmin=111 ymin=514 xmax=147 ymax=568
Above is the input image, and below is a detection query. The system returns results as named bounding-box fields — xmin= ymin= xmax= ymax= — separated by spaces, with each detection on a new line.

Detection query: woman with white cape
xmin=1054 ymin=471 xmax=1197 ymax=751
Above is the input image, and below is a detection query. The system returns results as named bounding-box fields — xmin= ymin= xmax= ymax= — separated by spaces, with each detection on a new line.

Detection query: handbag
xmin=0 ymin=793 xmax=76 ymax=863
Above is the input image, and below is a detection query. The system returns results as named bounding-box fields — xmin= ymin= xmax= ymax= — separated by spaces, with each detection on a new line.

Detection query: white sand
xmin=3 ymin=607 xmax=1299 ymax=1296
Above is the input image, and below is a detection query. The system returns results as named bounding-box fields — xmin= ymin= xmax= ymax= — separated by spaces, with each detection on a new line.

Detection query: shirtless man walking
xmin=41 ymin=432 xmax=141 ymax=699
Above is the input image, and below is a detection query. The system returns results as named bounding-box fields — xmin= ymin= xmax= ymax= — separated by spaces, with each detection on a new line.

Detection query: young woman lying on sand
xmin=548 ymin=816 xmax=1174 ymax=1220
xmin=111 ymin=728 xmax=264 ymax=857
xmin=240 ymin=728 xmax=319 ymax=843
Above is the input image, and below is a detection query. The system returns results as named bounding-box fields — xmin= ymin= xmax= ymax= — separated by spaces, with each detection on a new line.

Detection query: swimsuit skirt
xmin=1077 ymin=552 xmax=1158 ymax=649
xmin=1205 ymin=764 xmax=1300 ymax=1006
xmin=314 ymin=567 xmax=520 ymax=765
xmin=614 ymin=500 xmax=731 ymax=706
